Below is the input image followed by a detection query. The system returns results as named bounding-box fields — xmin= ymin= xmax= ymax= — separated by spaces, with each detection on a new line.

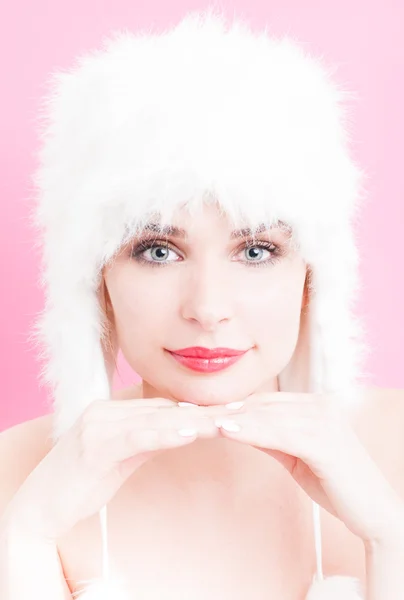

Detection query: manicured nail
xmin=214 ymin=419 xmax=241 ymax=433
xmin=225 ymin=401 xmax=244 ymax=410
xmin=177 ymin=428 xmax=198 ymax=437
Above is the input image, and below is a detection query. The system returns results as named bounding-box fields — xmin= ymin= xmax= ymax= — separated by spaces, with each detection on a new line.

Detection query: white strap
xmin=99 ymin=504 xmax=110 ymax=581
xmin=312 ymin=500 xmax=324 ymax=582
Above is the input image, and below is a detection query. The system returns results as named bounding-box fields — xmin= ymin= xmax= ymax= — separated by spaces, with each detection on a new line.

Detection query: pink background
xmin=1 ymin=2 xmax=403 ymax=432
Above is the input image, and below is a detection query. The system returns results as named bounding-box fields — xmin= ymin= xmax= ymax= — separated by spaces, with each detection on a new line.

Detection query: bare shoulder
xmin=0 ymin=413 xmax=54 ymax=466
xmin=352 ymin=386 xmax=404 ymax=440
xmin=352 ymin=386 xmax=404 ymax=500
xmin=0 ymin=414 xmax=54 ymax=520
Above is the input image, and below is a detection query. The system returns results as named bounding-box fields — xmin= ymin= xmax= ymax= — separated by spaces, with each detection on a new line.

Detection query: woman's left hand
xmin=214 ymin=392 xmax=404 ymax=546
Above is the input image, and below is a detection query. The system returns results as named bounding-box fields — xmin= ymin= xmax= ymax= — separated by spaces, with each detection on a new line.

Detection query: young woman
xmin=1 ymin=9 xmax=404 ymax=600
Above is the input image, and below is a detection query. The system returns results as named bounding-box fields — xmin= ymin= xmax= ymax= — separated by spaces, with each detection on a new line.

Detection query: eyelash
xmin=130 ymin=239 xmax=284 ymax=269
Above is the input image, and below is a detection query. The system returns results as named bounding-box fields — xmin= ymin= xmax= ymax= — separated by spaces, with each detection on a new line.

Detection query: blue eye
xmin=130 ymin=239 xmax=283 ymax=268
xmin=130 ymin=241 xmax=178 ymax=266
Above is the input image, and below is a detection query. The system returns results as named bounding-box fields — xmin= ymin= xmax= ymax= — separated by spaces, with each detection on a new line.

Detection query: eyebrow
xmin=140 ymin=221 xmax=289 ymax=239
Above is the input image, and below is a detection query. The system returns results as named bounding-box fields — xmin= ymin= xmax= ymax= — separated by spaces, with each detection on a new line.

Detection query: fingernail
xmin=177 ymin=428 xmax=198 ymax=437
xmin=214 ymin=419 xmax=241 ymax=432
xmin=225 ymin=401 xmax=244 ymax=410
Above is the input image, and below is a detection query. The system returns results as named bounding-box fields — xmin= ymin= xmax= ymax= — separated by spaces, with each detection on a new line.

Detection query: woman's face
xmin=103 ymin=203 xmax=308 ymax=406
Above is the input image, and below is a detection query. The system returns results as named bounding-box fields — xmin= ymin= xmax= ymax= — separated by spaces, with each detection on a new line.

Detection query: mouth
xmin=168 ymin=346 xmax=249 ymax=358
xmin=166 ymin=347 xmax=250 ymax=373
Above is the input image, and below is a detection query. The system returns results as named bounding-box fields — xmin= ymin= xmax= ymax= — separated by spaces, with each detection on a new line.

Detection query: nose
xmin=181 ymin=259 xmax=235 ymax=331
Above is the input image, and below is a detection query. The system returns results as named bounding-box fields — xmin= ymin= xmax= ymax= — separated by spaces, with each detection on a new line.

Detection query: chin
xmin=170 ymin=382 xmax=251 ymax=406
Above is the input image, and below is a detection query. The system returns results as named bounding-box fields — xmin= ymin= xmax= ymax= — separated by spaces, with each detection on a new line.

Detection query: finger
xmin=214 ymin=412 xmax=311 ymax=461
xmin=86 ymin=398 xmax=177 ymax=422
xmin=111 ymin=409 xmax=220 ymax=461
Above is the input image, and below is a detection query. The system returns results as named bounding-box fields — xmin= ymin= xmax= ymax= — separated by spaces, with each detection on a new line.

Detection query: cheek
xmin=243 ymin=269 xmax=305 ymax=361
xmin=106 ymin=269 xmax=175 ymax=353
xmin=115 ymin=289 xmax=174 ymax=337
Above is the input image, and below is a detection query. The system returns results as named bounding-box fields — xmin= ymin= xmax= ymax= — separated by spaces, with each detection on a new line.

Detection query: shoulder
xmin=0 ymin=413 xmax=54 ymax=462
xmin=352 ymin=386 xmax=404 ymax=501
xmin=0 ymin=414 xmax=54 ymax=521
xmin=352 ymin=386 xmax=404 ymax=441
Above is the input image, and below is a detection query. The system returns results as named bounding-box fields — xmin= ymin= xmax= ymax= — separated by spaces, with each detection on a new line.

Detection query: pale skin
xmin=1 ymin=203 xmax=404 ymax=599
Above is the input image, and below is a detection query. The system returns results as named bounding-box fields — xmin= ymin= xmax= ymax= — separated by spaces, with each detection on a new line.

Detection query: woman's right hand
xmin=4 ymin=397 xmax=224 ymax=541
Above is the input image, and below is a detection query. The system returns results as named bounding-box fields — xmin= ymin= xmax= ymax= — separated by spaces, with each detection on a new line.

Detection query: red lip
xmin=167 ymin=349 xmax=249 ymax=373
xmin=169 ymin=346 xmax=248 ymax=358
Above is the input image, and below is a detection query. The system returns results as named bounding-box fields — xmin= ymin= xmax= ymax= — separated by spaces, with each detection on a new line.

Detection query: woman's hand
xmin=214 ymin=391 xmax=404 ymax=546
xmin=3 ymin=398 xmax=223 ymax=542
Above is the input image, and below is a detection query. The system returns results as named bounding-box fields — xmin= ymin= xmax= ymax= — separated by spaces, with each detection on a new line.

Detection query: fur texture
xmin=29 ymin=8 xmax=369 ymax=598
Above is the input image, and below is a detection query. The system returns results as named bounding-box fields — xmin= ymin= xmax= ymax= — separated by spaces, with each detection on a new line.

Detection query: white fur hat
xmin=29 ymin=9 xmax=369 ymax=599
